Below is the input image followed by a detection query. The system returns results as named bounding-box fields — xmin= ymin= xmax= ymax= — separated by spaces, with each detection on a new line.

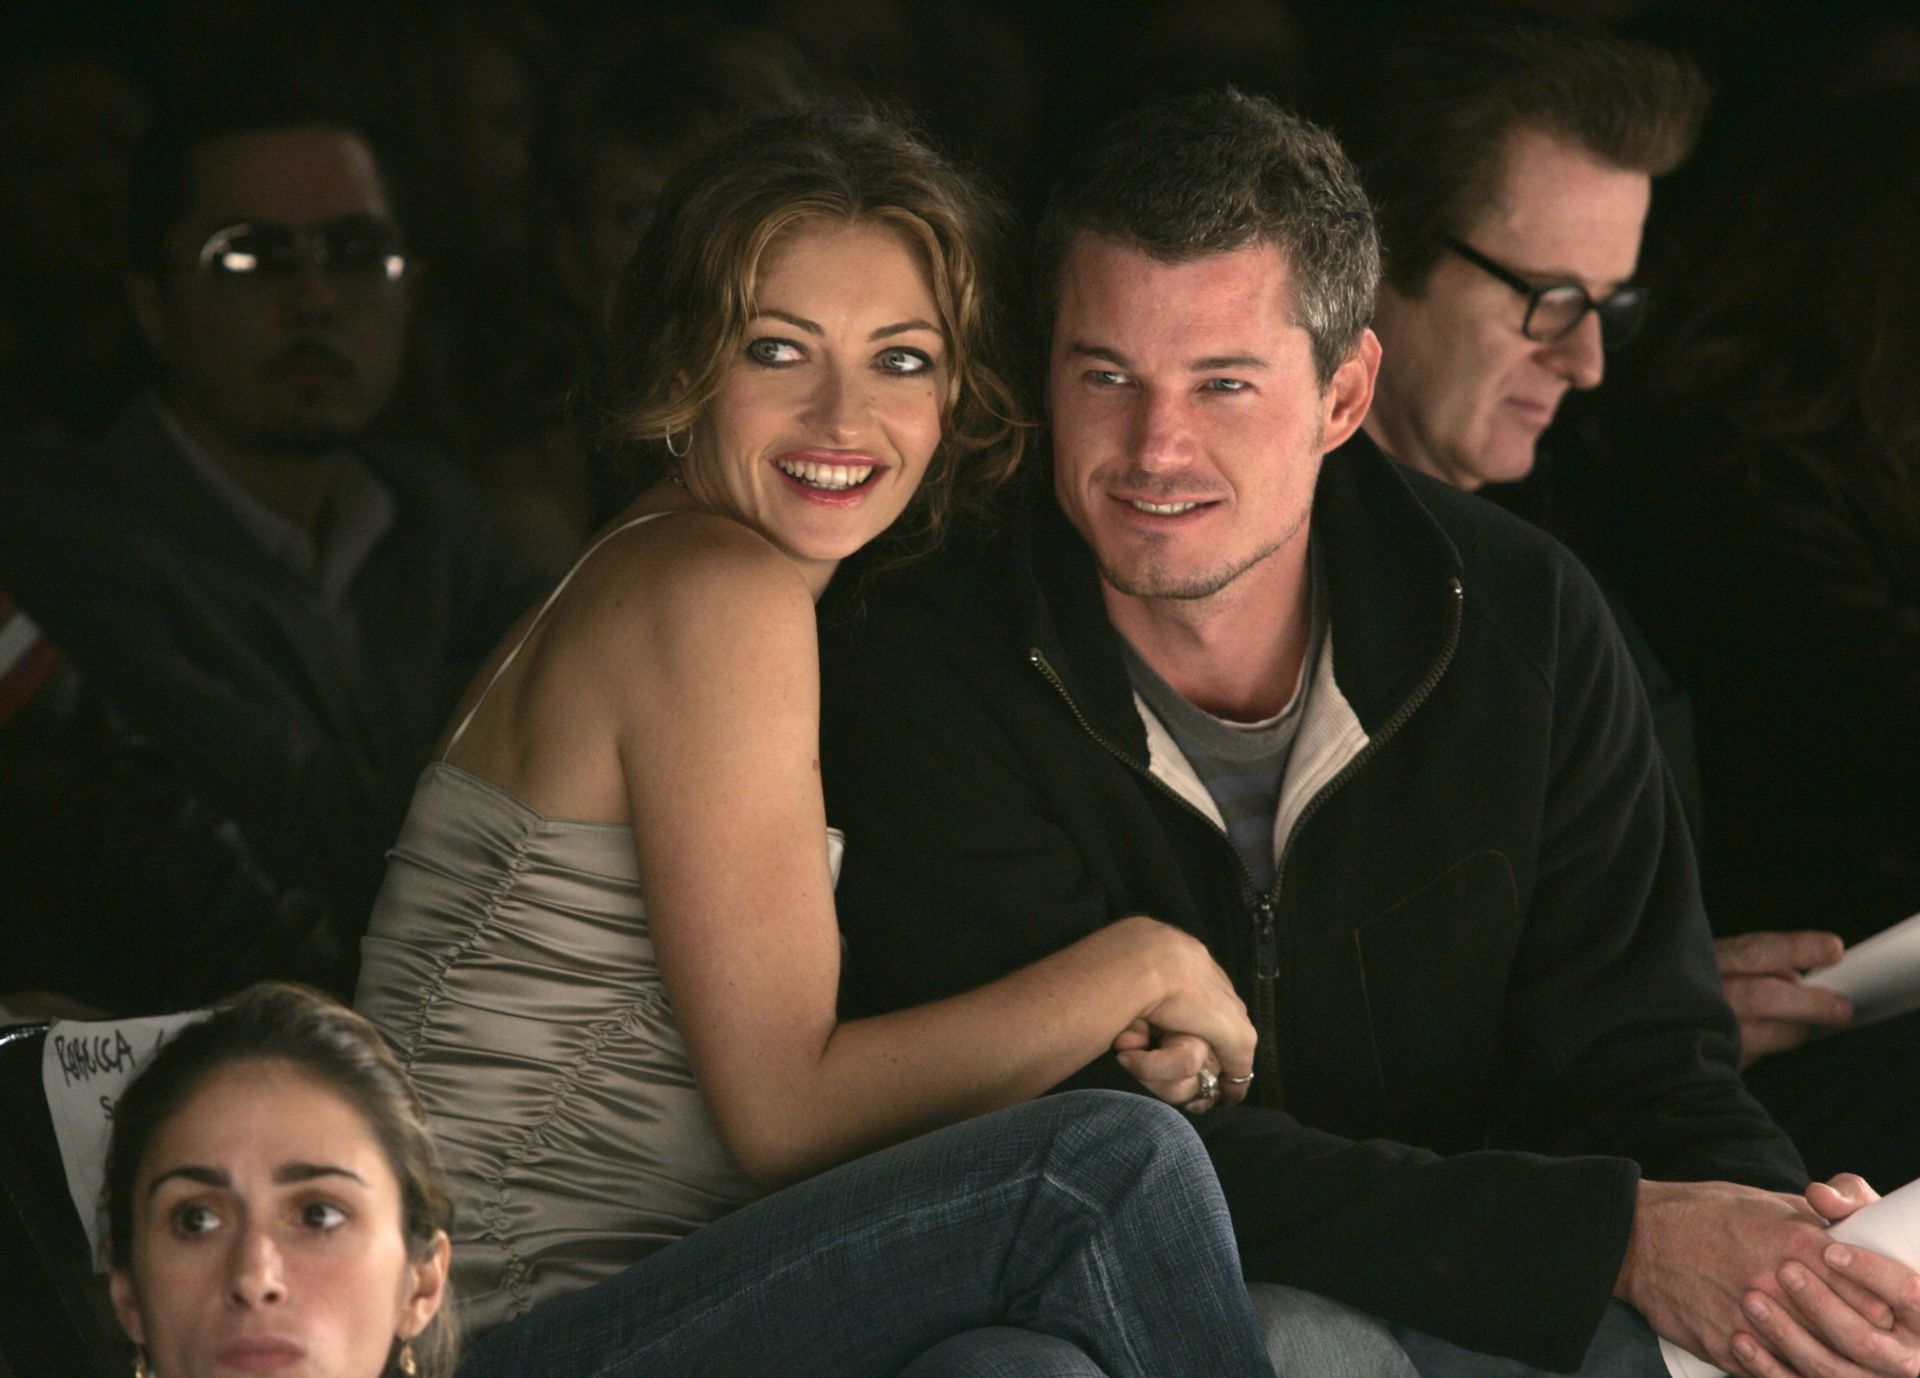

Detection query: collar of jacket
xmin=42 ymin=401 xmax=354 ymax=577
xmin=53 ymin=400 xmax=446 ymax=591
xmin=1020 ymin=430 xmax=1465 ymax=754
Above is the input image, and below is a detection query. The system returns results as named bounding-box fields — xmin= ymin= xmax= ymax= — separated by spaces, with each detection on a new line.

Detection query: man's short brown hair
xmin=1317 ymin=7 xmax=1708 ymax=295
xmin=1034 ymin=88 xmax=1379 ymax=389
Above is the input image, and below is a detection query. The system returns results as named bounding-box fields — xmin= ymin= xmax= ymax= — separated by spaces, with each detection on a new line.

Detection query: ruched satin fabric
xmin=357 ymin=763 xmax=842 ymax=1337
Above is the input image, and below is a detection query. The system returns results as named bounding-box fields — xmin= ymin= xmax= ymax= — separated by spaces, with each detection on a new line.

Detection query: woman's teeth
xmin=778 ymin=459 xmax=876 ymax=491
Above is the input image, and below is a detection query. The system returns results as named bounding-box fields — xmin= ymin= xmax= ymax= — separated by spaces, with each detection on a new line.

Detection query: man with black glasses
xmin=1321 ymin=12 xmax=1875 ymax=1112
xmin=1315 ymin=6 xmax=1715 ymax=838
xmin=1313 ymin=10 xmax=1701 ymax=495
xmin=0 ymin=87 xmax=539 ymax=996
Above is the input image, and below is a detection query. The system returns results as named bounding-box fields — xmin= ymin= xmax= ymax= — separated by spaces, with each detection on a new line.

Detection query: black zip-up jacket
xmin=819 ymin=434 xmax=1802 ymax=1371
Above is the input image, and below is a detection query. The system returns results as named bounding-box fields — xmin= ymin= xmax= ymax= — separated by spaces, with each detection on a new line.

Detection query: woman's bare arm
xmin=583 ymin=518 xmax=1252 ymax=1188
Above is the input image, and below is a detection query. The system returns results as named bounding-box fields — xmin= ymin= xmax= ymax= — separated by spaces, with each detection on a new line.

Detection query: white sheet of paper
xmin=1660 ymin=1177 xmax=1920 ymax=1378
xmin=1661 ymin=1334 xmax=1719 ymax=1378
xmin=1803 ymin=910 xmax=1920 ymax=1026
xmin=1831 ymin=1175 xmax=1920 ymax=1263
xmin=41 ymin=1011 xmax=209 ymax=1265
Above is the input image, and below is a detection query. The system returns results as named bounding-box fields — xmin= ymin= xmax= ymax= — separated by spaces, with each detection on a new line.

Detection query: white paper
xmin=1802 ymin=911 xmax=1920 ymax=1027
xmin=1830 ymin=1175 xmax=1920 ymax=1263
xmin=41 ymin=1011 xmax=209 ymax=1265
xmin=1660 ymin=1177 xmax=1920 ymax=1377
xmin=1661 ymin=1335 xmax=1720 ymax=1378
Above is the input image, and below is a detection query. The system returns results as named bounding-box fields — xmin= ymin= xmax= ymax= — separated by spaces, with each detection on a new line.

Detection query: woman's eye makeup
xmin=744 ymin=336 xmax=939 ymax=374
xmin=154 ymin=1187 xmax=355 ymax=1240
xmin=876 ymin=346 xmax=933 ymax=374
xmin=745 ymin=337 xmax=805 ymax=366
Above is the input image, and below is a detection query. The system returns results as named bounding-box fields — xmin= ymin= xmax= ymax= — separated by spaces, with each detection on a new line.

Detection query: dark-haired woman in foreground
xmin=355 ymin=105 xmax=1273 ymax=1376
xmin=105 ymin=984 xmax=456 ymax=1378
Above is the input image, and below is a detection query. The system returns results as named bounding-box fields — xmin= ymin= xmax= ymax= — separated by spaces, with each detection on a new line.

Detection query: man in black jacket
xmin=0 ymin=87 xmax=540 ymax=992
xmin=820 ymin=92 xmax=1920 ymax=1377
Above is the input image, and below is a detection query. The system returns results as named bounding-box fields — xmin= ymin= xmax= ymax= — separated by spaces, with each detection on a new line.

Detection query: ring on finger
xmin=1183 ymin=1066 xmax=1221 ymax=1114
xmin=1222 ymin=1072 xmax=1255 ymax=1086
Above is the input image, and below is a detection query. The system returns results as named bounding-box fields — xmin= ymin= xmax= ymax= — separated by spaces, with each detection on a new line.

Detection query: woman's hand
xmin=1114 ymin=1024 xmax=1249 ymax=1111
xmin=1108 ymin=917 xmax=1257 ymax=1109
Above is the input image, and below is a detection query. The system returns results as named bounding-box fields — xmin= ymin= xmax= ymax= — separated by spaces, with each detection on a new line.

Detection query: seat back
xmin=0 ymin=1024 xmax=125 ymax=1378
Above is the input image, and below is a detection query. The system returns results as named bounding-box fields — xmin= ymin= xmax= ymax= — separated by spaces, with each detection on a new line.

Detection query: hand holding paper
xmin=1716 ymin=930 xmax=1854 ymax=1065
xmin=1803 ymin=911 xmax=1920 ymax=1029
xmin=1660 ymin=1176 xmax=1920 ymax=1378
xmin=1621 ymin=1178 xmax=1843 ymax=1376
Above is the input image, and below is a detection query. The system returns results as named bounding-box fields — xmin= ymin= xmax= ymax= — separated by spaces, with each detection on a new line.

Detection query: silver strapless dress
xmin=356 ymin=761 xmax=844 ymax=1337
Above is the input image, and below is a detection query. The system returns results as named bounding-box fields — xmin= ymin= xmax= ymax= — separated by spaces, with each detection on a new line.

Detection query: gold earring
xmin=397 ymin=1339 xmax=418 ymax=1376
xmin=133 ymin=1350 xmax=153 ymax=1378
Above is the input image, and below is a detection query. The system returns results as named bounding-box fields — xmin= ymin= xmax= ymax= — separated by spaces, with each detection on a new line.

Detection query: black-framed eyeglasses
xmin=196 ymin=216 xmax=409 ymax=294
xmin=1437 ymin=235 xmax=1651 ymax=349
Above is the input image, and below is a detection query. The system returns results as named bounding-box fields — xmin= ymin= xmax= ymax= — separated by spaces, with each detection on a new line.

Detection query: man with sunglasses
xmin=0 ymin=88 xmax=539 ymax=997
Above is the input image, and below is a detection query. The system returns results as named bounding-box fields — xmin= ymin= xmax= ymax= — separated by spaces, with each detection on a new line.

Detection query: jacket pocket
xmin=1352 ymin=849 xmax=1519 ymax=1148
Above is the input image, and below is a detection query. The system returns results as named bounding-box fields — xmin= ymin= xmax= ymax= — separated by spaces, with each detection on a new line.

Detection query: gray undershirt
xmin=1120 ymin=552 xmax=1323 ymax=894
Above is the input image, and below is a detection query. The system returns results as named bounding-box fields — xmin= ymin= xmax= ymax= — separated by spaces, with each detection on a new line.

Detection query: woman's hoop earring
xmin=664 ymin=427 xmax=692 ymax=459
xmin=397 ymin=1338 xmax=419 ymax=1375
xmin=133 ymin=1350 xmax=153 ymax=1378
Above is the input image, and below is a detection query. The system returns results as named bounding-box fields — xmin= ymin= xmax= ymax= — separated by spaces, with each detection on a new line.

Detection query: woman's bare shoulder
xmin=545 ymin=509 xmax=817 ymax=674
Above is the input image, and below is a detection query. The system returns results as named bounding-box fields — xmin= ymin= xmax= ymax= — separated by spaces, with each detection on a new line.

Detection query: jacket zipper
xmin=1255 ymin=576 xmax=1464 ymax=1091
xmin=1028 ymin=575 xmax=1464 ymax=1107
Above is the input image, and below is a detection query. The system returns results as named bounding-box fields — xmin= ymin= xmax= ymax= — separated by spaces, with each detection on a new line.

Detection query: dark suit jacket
xmin=0 ymin=404 xmax=542 ymax=979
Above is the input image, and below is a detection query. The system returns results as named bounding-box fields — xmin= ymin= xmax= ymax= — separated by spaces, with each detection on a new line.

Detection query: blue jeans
xmin=900 ymin=1328 xmax=1113 ymax=1376
xmin=459 ymin=1091 xmax=1277 ymax=1377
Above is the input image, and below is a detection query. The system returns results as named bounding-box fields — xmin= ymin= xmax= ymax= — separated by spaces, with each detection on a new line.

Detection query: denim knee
xmin=1039 ymin=1090 xmax=1208 ymax=1175
xmin=901 ymin=1326 xmax=1110 ymax=1377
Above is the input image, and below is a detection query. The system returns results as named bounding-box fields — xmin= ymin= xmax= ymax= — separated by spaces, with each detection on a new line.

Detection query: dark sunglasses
xmin=1438 ymin=235 xmax=1651 ymax=349
xmin=196 ymin=216 xmax=409 ymax=289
